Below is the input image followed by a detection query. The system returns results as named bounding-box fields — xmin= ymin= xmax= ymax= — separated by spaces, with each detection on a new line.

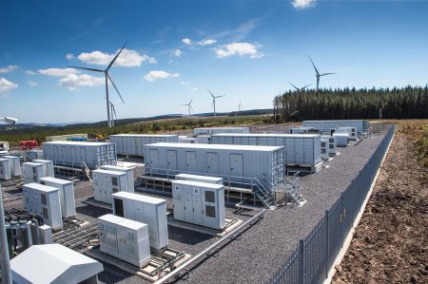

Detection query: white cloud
xmin=197 ymin=39 xmax=217 ymax=46
xmin=181 ymin=81 xmax=198 ymax=92
xmin=38 ymin=68 xmax=80 ymax=77
xmin=144 ymin=71 xmax=179 ymax=82
xmin=171 ymin=49 xmax=183 ymax=58
xmin=182 ymin=38 xmax=192 ymax=45
xmin=0 ymin=65 xmax=18 ymax=73
xmin=292 ymin=0 xmax=316 ymax=10
xmin=26 ymin=70 xmax=37 ymax=75
xmin=77 ymin=48 xmax=156 ymax=67
xmin=65 ymin=53 xmax=75 ymax=60
xmin=215 ymin=42 xmax=264 ymax=59
xmin=58 ymin=74 xmax=104 ymax=91
xmin=28 ymin=81 xmax=38 ymax=87
xmin=0 ymin=77 xmax=18 ymax=93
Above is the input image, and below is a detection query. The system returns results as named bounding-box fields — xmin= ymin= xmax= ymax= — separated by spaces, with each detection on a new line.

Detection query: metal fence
xmin=269 ymin=125 xmax=395 ymax=284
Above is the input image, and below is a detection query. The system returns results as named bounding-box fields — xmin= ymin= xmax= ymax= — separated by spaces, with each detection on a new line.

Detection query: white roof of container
xmin=98 ymin=214 xmax=147 ymax=230
xmin=2 ymin=155 xmax=19 ymax=159
xmin=23 ymin=162 xmax=43 ymax=167
xmin=176 ymin=174 xmax=222 ymax=182
xmin=110 ymin=134 xmax=177 ymax=137
xmin=24 ymin=183 xmax=59 ymax=193
xmin=146 ymin=142 xmax=283 ymax=152
xmin=211 ymin=133 xmax=320 ymax=138
xmin=172 ymin=179 xmax=224 ymax=189
xmin=92 ymin=169 xmax=127 ymax=176
xmin=11 ymin=244 xmax=103 ymax=284
xmin=0 ymin=158 xmax=8 ymax=161
xmin=101 ymin=165 xmax=134 ymax=171
xmin=112 ymin=191 xmax=166 ymax=205
xmin=333 ymin=133 xmax=349 ymax=137
xmin=43 ymin=141 xmax=113 ymax=146
xmin=40 ymin=176 xmax=73 ymax=185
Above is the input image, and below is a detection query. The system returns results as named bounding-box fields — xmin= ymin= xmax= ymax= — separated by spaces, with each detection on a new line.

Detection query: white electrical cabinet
xmin=98 ymin=214 xmax=151 ymax=268
xmin=175 ymin=174 xmax=223 ymax=185
xmin=3 ymin=156 xmax=21 ymax=177
xmin=112 ymin=192 xmax=168 ymax=250
xmin=100 ymin=165 xmax=135 ymax=191
xmin=40 ymin=177 xmax=76 ymax=218
xmin=23 ymin=183 xmax=62 ymax=229
xmin=321 ymin=135 xmax=337 ymax=156
xmin=333 ymin=133 xmax=349 ymax=147
xmin=171 ymin=180 xmax=225 ymax=230
xmin=23 ymin=162 xmax=45 ymax=184
xmin=33 ymin=159 xmax=55 ymax=177
xmin=0 ymin=158 xmax=12 ymax=180
xmin=336 ymin=127 xmax=357 ymax=140
xmin=92 ymin=169 xmax=133 ymax=204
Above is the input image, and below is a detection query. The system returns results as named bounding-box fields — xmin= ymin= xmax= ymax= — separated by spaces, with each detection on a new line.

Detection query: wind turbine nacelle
xmin=3 ymin=117 xmax=18 ymax=125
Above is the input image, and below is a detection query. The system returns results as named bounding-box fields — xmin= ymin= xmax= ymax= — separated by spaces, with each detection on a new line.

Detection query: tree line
xmin=273 ymin=86 xmax=428 ymax=122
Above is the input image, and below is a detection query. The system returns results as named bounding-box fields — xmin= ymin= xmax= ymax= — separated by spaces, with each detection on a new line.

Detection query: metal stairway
xmin=252 ymin=178 xmax=274 ymax=208
xmin=283 ymin=173 xmax=306 ymax=206
xmin=81 ymin=161 xmax=92 ymax=182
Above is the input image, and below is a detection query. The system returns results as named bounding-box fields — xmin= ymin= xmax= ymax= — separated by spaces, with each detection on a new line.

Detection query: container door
xmin=192 ymin=187 xmax=203 ymax=225
xmin=53 ymin=146 xmax=58 ymax=161
xmin=149 ymin=149 xmax=159 ymax=171
xmin=183 ymin=185 xmax=193 ymax=223
xmin=167 ymin=150 xmax=177 ymax=175
xmin=80 ymin=147 xmax=86 ymax=165
xmin=173 ymin=184 xmax=184 ymax=221
xmin=285 ymin=138 xmax=295 ymax=165
xmin=185 ymin=151 xmax=197 ymax=173
xmin=71 ymin=147 xmax=76 ymax=166
xmin=114 ymin=198 xmax=125 ymax=217
xmin=229 ymin=154 xmax=243 ymax=183
xmin=206 ymin=152 xmax=218 ymax=175
xmin=295 ymin=137 xmax=304 ymax=165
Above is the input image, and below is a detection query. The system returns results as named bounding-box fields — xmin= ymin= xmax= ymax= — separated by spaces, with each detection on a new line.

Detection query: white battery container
xmin=92 ymin=169 xmax=134 ymax=204
xmin=100 ymin=165 xmax=135 ymax=191
xmin=3 ymin=155 xmax=21 ymax=177
xmin=112 ymin=192 xmax=168 ymax=250
xmin=0 ymin=158 xmax=12 ymax=180
xmin=40 ymin=177 xmax=76 ymax=218
xmin=23 ymin=162 xmax=45 ymax=184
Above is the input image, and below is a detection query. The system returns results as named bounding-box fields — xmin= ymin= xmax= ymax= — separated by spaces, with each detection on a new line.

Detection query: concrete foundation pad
xmin=81 ymin=197 xmax=113 ymax=210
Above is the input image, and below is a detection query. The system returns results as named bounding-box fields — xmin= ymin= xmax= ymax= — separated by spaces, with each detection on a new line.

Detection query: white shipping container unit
xmin=333 ymin=133 xmax=349 ymax=147
xmin=98 ymin=214 xmax=151 ymax=268
xmin=42 ymin=141 xmax=117 ymax=169
xmin=23 ymin=162 xmax=45 ymax=184
xmin=302 ymin=120 xmax=369 ymax=135
xmin=175 ymin=173 xmax=223 ymax=185
xmin=110 ymin=134 xmax=179 ymax=157
xmin=336 ymin=127 xmax=357 ymax=140
xmin=211 ymin=133 xmax=322 ymax=168
xmin=178 ymin=136 xmax=197 ymax=144
xmin=172 ymin=180 xmax=225 ymax=230
xmin=33 ymin=159 xmax=55 ymax=177
xmin=92 ymin=169 xmax=134 ymax=204
xmin=23 ymin=183 xmax=62 ymax=229
xmin=321 ymin=135 xmax=337 ymax=155
xmin=100 ymin=165 xmax=135 ymax=191
xmin=143 ymin=143 xmax=284 ymax=191
xmin=0 ymin=158 xmax=12 ymax=180
xmin=40 ymin=177 xmax=76 ymax=218
xmin=112 ymin=192 xmax=168 ymax=250
xmin=193 ymin=127 xmax=250 ymax=136
xmin=3 ymin=155 xmax=21 ymax=177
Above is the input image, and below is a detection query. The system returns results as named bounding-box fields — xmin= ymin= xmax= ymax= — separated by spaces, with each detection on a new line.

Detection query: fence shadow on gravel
xmin=268 ymin=125 xmax=395 ymax=284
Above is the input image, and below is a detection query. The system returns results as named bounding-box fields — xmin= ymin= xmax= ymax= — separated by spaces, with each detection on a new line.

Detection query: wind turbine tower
xmin=208 ymin=89 xmax=225 ymax=117
xmin=308 ymin=55 xmax=336 ymax=91
xmin=182 ymin=98 xmax=194 ymax=116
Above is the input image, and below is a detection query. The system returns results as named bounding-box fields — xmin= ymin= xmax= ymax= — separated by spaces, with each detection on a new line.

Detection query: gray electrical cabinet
xmin=23 ymin=162 xmax=45 ymax=184
xmin=33 ymin=159 xmax=55 ymax=177
xmin=92 ymin=169 xmax=134 ymax=204
xmin=40 ymin=177 xmax=76 ymax=218
xmin=171 ymin=180 xmax=225 ymax=230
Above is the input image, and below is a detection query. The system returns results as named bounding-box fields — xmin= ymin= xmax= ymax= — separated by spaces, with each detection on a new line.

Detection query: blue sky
xmin=1 ymin=0 xmax=427 ymax=124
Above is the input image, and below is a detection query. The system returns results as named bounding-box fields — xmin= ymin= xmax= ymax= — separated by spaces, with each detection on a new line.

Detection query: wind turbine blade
xmin=288 ymin=81 xmax=299 ymax=91
xmin=216 ymin=95 xmax=226 ymax=98
xmin=190 ymin=105 xmax=194 ymax=111
xmin=302 ymin=84 xmax=312 ymax=90
xmin=111 ymin=104 xmax=117 ymax=118
xmin=68 ymin=66 xmax=104 ymax=73
xmin=208 ymin=89 xmax=215 ymax=98
xmin=107 ymin=73 xmax=125 ymax=103
xmin=308 ymin=55 xmax=320 ymax=76
xmin=107 ymin=43 xmax=127 ymax=71
xmin=320 ymin=72 xmax=336 ymax=76
xmin=189 ymin=98 xmax=193 ymax=105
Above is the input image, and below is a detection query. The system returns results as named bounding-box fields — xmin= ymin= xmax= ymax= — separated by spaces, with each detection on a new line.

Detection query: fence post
xmin=325 ymin=210 xmax=329 ymax=279
xmin=299 ymin=239 xmax=304 ymax=284
xmin=341 ymin=192 xmax=345 ymax=246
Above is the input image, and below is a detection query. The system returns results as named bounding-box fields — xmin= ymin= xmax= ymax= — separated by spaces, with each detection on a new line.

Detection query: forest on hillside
xmin=273 ymin=86 xmax=428 ymax=121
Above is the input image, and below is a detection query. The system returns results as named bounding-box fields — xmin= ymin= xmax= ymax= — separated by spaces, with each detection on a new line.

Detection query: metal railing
xmin=269 ymin=124 xmax=395 ymax=284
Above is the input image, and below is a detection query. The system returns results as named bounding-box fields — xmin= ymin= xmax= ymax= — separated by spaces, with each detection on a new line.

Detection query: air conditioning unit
xmin=33 ymin=159 xmax=55 ymax=177
xmin=175 ymin=173 xmax=223 ymax=185
xmin=112 ymin=192 xmax=168 ymax=250
xmin=98 ymin=214 xmax=151 ymax=268
xmin=321 ymin=135 xmax=337 ymax=155
xmin=3 ymin=156 xmax=21 ymax=177
xmin=40 ymin=177 xmax=76 ymax=218
xmin=92 ymin=169 xmax=134 ymax=204
xmin=171 ymin=180 xmax=225 ymax=230
xmin=0 ymin=158 xmax=12 ymax=180
xmin=23 ymin=162 xmax=45 ymax=184
xmin=23 ymin=183 xmax=62 ymax=229
xmin=100 ymin=165 xmax=135 ymax=191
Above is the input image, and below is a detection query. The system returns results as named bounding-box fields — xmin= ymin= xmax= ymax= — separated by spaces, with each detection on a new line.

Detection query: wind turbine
xmin=288 ymin=81 xmax=311 ymax=92
xmin=238 ymin=101 xmax=242 ymax=112
xmin=208 ymin=89 xmax=225 ymax=117
xmin=69 ymin=43 xmax=127 ymax=128
xmin=308 ymin=55 xmax=336 ymax=91
xmin=182 ymin=98 xmax=194 ymax=116
xmin=110 ymin=101 xmax=117 ymax=126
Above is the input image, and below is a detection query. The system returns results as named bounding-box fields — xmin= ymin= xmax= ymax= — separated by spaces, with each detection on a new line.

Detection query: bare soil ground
xmin=333 ymin=132 xmax=428 ymax=284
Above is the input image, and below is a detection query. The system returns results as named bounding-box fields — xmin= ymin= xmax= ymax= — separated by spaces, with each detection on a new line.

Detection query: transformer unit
xmin=112 ymin=192 xmax=168 ymax=250
xmin=193 ymin=127 xmax=250 ymax=136
xmin=100 ymin=165 xmax=135 ymax=191
xmin=333 ymin=133 xmax=349 ymax=147
xmin=23 ymin=162 xmax=45 ymax=184
xmin=0 ymin=158 xmax=12 ymax=180
xmin=175 ymin=173 xmax=223 ymax=185
xmin=33 ymin=159 xmax=55 ymax=177
xmin=321 ymin=135 xmax=337 ymax=156
xmin=3 ymin=155 xmax=21 ymax=177
xmin=23 ymin=183 xmax=62 ymax=229
xmin=110 ymin=134 xmax=178 ymax=157
xmin=98 ymin=214 xmax=151 ymax=268
xmin=92 ymin=169 xmax=134 ymax=204
xmin=40 ymin=177 xmax=76 ymax=218
xmin=171 ymin=180 xmax=225 ymax=230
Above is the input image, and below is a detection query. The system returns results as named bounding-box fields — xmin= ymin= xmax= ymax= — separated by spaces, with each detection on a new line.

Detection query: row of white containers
xmin=110 ymin=134 xmax=178 ymax=157
xmin=193 ymin=127 xmax=249 ymax=136
xmin=0 ymin=156 xmax=21 ymax=180
xmin=302 ymin=120 xmax=369 ymax=134
xmin=42 ymin=141 xmax=117 ymax=169
xmin=210 ymin=133 xmax=322 ymax=167
xmin=143 ymin=142 xmax=284 ymax=191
